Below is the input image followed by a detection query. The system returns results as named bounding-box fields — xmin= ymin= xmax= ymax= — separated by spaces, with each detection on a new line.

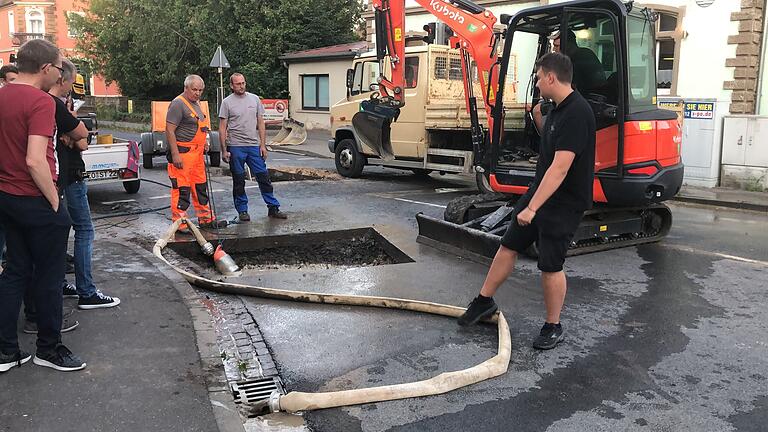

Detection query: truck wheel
xmin=335 ymin=139 xmax=364 ymax=178
xmin=476 ymin=171 xmax=494 ymax=194
xmin=143 ymin=153 xmax=154 ymax=169
xmin=444 ymin=192 xmax=508 ymax=224
xmin=140 ymin=132 xmax=155 ymax=169
xmin=209 ymin=151 xmax=221 ymax=167
xmin=123 ymin=180 xmax=140 ymax=194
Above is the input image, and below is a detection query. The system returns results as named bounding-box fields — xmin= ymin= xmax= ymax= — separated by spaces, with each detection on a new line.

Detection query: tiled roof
xmin=280 ymin=41 xmax=369 ymax=62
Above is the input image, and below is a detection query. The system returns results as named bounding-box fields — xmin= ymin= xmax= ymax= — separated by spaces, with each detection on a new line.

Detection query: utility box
xmin=677 ymin=98 xmax=721 ymax=188
xmin=721 ymin=115 xmax=768 ymax=191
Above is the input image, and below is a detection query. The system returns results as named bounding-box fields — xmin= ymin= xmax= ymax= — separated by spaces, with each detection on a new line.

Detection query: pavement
xmin=10 ymin=125 xmax=758 ymax=431
xmin=0 ymin=241 xmax=244 ymax=432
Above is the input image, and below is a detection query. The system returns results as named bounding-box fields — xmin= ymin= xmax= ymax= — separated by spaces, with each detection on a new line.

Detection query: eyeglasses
xmin=50 ymin=64 xmax=64 ymax=76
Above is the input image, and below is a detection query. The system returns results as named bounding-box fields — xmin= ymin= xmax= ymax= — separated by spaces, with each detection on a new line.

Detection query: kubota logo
xmin=429 ymin=0 xmax=465 ymax=24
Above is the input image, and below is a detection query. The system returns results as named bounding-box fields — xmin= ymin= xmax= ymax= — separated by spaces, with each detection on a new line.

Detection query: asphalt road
xmin=91 ymin=130 xmax=768 ymax=432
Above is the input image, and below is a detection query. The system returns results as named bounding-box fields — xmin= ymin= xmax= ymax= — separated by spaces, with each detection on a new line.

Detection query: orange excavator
xmin=355 ymin=0 xmax=684 ymax=260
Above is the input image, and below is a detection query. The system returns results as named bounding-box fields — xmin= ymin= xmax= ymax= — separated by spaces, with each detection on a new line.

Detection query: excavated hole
xmin=166 ymin=228 xmax=414 ymax=273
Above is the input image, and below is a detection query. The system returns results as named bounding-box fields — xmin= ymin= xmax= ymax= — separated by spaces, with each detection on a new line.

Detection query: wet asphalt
xmin=90 ymin=131 xmax=768 ymax=432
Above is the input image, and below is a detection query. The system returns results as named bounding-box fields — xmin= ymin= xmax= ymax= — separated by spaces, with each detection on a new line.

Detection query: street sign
xmin=209 ymin=46 xmax=230 ymax=69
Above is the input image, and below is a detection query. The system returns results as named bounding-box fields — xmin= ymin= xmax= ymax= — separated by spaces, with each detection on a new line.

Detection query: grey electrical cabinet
xmin=722 ymin=116 xmax=768 ymax=168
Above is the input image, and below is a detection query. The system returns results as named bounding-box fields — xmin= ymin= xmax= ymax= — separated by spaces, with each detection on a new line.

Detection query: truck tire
xmin=123 ymin=180 xmax=140 ymax=194
xmin=335 ymin=139 xmax=365 ymax=178
xmin=476 ymin=171 xmax=494 ymax=194
xmin=143 ymin=153 xmax=154 ymax=169
xmin=444 ymin=192 xmax=508 ymax=224
xmin=208 ymin=151 xmax=221 ymax=167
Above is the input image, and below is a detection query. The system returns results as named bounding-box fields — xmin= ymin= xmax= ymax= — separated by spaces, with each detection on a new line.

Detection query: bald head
xmin=183 ymin=74 xmax=204 ymax=102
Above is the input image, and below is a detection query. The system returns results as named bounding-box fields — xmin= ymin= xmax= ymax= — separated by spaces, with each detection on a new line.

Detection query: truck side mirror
xmin=346 ymin=69 xmax=355 ymax=90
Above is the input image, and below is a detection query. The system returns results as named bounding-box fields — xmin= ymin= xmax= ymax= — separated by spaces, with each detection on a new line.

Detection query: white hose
xmin=153 ymin=220 xmax=511 ymax=413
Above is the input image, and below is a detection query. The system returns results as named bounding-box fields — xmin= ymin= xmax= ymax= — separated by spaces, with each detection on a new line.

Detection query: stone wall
xmin=725 ymin=0 xmax=766 ymax=114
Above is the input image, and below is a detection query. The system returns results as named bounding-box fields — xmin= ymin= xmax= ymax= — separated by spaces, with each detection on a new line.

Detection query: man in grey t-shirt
xmin=219 ymin=73 xmax=285 ymax=221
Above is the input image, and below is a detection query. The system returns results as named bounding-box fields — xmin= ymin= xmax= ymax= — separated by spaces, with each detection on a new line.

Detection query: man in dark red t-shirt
xmin=0 ymin=39 xmax=86 ymax=373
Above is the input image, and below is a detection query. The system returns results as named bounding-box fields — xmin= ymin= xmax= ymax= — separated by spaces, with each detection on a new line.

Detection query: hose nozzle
xmin=213 ymin=245 xmax=241 ymax=276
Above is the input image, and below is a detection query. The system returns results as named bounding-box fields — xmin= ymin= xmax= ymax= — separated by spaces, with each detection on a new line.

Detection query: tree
xmin=72 ymin=0 xmax=362 ymax=101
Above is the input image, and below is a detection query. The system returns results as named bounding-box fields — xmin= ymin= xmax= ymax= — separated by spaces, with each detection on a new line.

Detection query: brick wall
xmin=725 ymin=0 xmax=766 ymax=114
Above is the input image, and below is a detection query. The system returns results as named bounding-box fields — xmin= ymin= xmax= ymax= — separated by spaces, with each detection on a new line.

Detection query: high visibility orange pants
xmin=168 ymin=141 xmax=214 ymax=226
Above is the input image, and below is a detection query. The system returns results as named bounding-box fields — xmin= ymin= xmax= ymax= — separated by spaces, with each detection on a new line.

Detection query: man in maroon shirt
xmin=0 ymin=39 xmax=86 ymax=373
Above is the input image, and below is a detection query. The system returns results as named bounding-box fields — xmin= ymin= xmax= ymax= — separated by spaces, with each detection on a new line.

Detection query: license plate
xmin=86 ymin=170 xmax=119 ymax=181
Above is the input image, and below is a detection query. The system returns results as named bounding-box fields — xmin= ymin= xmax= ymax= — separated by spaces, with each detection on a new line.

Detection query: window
xmin=67 ymin=11 xmax=85 ymax=38
xmin=8 ymin=12 xmax=14 ymax=35
xmin=653 ymin=8 xmax=683 ymax=95
xmin=404 ymin=57 xmax=419 ymax=88
xmin=626 ymin=15 xmax=657 ymax=113
xmin=26 ymin=9 xmax=44 ymax=34
xmin=351 ymin=61 xmax=380 ymax=95
xmin=302 ymin=75 xmax=329 ymax=111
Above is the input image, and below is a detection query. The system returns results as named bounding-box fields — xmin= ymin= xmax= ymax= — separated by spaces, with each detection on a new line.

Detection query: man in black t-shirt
xmin=459 ymin=53 xmax=596 ymax=350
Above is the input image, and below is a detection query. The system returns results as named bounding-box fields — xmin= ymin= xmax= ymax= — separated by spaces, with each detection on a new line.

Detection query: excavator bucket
xmin=351 ymin=99 xmax=399 ymax=161
xmin=269 ymin=118 xmax=307 ymax=146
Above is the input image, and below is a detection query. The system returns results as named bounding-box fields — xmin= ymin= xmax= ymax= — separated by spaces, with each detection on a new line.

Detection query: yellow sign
xmin=394 ymin=28 xmax=402 ymax=42
xmin=638 ymin=121 xmax=653 ymax=131
xmin=599 ymin=225 xmax=608 ymax=232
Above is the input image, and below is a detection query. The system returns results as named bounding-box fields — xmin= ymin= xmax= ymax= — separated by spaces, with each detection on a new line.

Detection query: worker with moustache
xmin=166 ymin=75 xmax=227 ymax=231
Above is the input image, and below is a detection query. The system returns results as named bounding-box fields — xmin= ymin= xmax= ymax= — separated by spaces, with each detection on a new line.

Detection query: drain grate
xmin=231 ymin=377 xmax=283 ymax=405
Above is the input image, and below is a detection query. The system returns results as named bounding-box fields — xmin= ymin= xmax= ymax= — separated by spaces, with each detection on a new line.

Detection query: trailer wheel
xmin=335 ymin=139 xmax=364 ymax=178
xmin=208 ymin=151 xmax=221 ymax=167
xmin=476 ymin=171 xmax=494 ymax=194
xmin=123 ymin=180 xmax=140 ymax=194
xmin=444 ymin=192 xmax=508 ymax=224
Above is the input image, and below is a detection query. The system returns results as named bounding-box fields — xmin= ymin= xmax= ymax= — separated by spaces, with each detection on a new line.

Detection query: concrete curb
xmin=128 ymin=243 xmax=246 ymax=432
xmin=672 ymin=195 xmax=768 ymax=213
xmin=268 ymin=145 xmax=333 ymax=160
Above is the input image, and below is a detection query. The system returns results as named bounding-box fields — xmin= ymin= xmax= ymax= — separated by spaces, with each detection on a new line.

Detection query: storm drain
xmin=231 ymin=377 xmax=283 ymax=406
xmin=167 ymin=227 xmax=414 ymax=272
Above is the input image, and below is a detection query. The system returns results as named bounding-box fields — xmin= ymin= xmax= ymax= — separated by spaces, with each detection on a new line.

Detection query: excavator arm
xmin=353 ymin=0 xmax=502 ymax=163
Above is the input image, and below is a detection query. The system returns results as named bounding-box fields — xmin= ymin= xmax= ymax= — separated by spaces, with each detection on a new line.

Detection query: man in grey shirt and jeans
xmin=219 ymin=73 xmax=286 ymax=221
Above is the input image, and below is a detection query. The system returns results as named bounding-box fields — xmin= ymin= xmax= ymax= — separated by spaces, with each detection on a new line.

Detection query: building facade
xmin=0 ymin=0 xmax=119 ymax=96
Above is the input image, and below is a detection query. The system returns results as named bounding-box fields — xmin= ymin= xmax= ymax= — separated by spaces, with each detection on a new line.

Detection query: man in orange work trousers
xmin=166 ymin=75 xmax=227 ymax=230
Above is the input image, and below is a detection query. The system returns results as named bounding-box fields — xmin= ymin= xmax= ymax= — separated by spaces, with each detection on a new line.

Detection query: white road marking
xmin=148 ymin=195 xmax=171 ymax=200
xmin=270 ymin=149 xmax=305 ymax=156
xmin=101 ymin=199 xmax=136 ymax=205
xmin=296 ymin=157 xmax=315 ymax=161
xmin=245 ymin=185 xmax=260 ymax=189
xmin=271 ymin=158 xmax=291 ymax=161
xmin=392 ymin=197 xmax=446 ymax=209
xmin=664 ymin=244 xmax=768 ymax=267
xmin=211 ymin=189 xmax=226 ymax=193
xmin=434 ymin=187 xmax=477 ymax=194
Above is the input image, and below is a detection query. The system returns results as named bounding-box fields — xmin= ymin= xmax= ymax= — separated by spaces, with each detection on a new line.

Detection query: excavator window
xmin=626 ymin=14 xmax=658 ymax=114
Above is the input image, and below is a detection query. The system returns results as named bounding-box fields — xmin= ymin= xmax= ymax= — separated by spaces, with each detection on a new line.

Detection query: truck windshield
xmin=626 ymin=14 xmax=658 ymax=113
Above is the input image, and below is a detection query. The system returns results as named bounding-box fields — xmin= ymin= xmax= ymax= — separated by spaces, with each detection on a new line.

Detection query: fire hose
xmin=153 ymin=218 xmax=511 ymax=413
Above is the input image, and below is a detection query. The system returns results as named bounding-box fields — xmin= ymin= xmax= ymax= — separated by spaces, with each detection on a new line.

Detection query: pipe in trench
xmin=153 ymin=219 xmax=511 ymax=413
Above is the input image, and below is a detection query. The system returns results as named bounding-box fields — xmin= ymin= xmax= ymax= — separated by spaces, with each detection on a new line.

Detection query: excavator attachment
xmin=351 ymin=99 xmax=400 ymax=161
xmin=416 ymin=194 xmax=675 ymax=264
xmin=269 ymin=118 xmax=307 ymax=146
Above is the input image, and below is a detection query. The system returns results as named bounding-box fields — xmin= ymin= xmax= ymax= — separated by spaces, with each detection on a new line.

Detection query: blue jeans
xmin=229 ymin=146 xmax=280 ymax=213
xmin=64 ymin=181 xmax=97 ymax=298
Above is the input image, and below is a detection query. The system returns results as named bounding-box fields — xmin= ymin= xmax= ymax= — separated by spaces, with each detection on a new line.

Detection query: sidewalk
xmin=674 ymin=185 xmax=768 ymax=212
xmin=0 ymin=241 xmax=243 ymax=432
xmin=268 ymin=128 xmax=332 ymax=160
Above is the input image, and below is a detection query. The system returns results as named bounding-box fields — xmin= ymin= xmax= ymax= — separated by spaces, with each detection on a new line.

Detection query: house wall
xmin=287 ymin=58 xmax=353 ymax=130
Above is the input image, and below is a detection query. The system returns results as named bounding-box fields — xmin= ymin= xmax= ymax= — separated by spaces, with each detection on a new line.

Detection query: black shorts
xmin=500 ymin=203 xmax=583 ymax=273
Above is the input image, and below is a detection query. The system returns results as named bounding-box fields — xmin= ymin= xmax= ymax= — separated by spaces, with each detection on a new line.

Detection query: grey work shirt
xmin=166 ymin=97 xmax=207 ymax=142
xmin=218 ymin=92 xmax=265 ymax=146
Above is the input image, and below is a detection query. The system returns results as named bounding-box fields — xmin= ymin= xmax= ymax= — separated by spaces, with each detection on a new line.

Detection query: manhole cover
xmin=167 ymin=227 xmax=414 ymax=273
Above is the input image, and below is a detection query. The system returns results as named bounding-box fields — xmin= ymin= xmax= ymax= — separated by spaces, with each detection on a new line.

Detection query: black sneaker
xmin=532 ymin=322 xmax=564 ymax=350
xmin=23 ymin=316 xmax=79 ymax=334
xmin=268 ymin=207 xmax=287 ymax=219
xmin=78 ymin=291 xmax=121 ymax=310
xmin=33 ymin=345 xmax=86 ymax=372
xmin=457 ymin=295 xmax=498 ymax=326
xmin=199 ymin=220 xmax=228 ymax=229
xmin=0 ymin=350 xmax=31 ymax=373
xmin=62 ymin=282 xmax=78 ymax=298
xmin=239 ymin=212 xmax=251 ymax=222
